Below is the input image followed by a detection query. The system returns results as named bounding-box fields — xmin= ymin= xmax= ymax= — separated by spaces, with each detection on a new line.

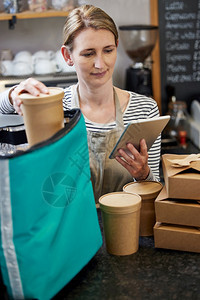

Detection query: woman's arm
xmin=0 ymin=88 xmax=15 ymax=114
xmin=0 ymin=78 xmax=49 ymax=115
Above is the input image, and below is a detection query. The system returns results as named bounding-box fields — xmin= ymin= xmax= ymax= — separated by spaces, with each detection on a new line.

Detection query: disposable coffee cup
xmin=20 ymin=87 xmax=64 ymax=147
xmin=123 ymin=181 xmax=163 ymax=236
xmin=99 ymin=192 xmax=141 ymax=256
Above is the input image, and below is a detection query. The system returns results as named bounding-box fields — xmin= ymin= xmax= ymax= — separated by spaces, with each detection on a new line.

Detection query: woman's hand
xmin=115 ymin=138 xmax=150 ymax=181
xmin=9 ymin=78 xmax=49 ymax=115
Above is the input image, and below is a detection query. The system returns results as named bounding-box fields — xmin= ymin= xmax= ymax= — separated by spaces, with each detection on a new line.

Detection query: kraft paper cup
xmin=123 ymin=181 xmax=163 ymax=236
xmin=20 ymin=87 xmax=64 ymax=147
xmin=99 ymin=192 xmax=141 ymax=256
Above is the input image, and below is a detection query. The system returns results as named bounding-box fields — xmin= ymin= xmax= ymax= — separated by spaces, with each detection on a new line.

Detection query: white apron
xmin=72 ymin=85 xmax=133 ymax=202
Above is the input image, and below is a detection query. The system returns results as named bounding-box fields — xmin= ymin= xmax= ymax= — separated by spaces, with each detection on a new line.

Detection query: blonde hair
xmin=63 ymin=5 xmax=118 ymax=51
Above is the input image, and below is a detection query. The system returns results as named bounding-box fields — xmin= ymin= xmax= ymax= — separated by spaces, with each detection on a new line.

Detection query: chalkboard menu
xmin=158 ymin=0 xmax=200 ymax=114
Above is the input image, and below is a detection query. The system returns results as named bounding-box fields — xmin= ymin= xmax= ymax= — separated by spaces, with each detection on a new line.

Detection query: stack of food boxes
xmin=154 ymin=153 xmax=200 ymax=253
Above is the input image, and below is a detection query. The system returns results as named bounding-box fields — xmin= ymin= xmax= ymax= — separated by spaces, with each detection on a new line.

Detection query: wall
xmin=0 ymin=0 xmax=150 ymax=88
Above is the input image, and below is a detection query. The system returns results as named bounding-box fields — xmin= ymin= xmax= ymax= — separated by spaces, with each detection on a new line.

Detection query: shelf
xmin=0 ymin=9 xmax=70 ymax=21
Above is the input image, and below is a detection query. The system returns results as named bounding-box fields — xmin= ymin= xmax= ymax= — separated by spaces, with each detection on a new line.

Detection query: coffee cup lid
xmin=99 ymin=192 xmax=141 ymax=214
xmin=123 ymin=181 xmax=163 ymax=200
xmin=19 ymin=87 xmax=64 ymax=105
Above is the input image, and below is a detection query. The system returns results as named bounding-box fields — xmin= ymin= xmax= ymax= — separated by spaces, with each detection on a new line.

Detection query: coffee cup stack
xmin=98 ymin=181 xmax=164 ymax=256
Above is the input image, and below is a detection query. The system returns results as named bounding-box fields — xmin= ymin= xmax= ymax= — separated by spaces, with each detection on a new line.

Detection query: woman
xmin=0 ymin=5 xmax=161 ymax=201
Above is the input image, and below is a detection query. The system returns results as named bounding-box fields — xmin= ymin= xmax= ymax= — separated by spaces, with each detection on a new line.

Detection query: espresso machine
xmin=119 ymin=25 xmax=158 ymax=97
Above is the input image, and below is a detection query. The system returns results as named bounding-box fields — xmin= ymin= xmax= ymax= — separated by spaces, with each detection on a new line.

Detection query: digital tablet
xmin=109 ymin=115 xmax=170 ymax=159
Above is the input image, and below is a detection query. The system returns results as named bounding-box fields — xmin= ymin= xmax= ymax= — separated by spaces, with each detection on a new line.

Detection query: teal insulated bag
xmin=0 ymin=109 xmax=102 ymax=300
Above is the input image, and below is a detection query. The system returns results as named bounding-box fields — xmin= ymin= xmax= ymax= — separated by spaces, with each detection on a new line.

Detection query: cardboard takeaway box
xmin=154 ymin=185 xmax=200 ymax=253
xmin=154 ymin=222 xmax=200 ymax=253
xmin=162 ymin=154 xmax=200 ymax=200
xmin=155 ymin=186 xmax=200 ymax=227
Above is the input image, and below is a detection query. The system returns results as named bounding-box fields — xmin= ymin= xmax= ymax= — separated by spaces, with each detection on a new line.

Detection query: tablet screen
xmin=109 ymin=115 xmax=170 ymax=159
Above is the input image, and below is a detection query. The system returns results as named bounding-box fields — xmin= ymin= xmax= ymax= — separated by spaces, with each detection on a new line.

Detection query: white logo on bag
xmin=68 ymin=143 xmax=91 ymax=179
xmin=42 ymin=173 xmax=76 ymax=207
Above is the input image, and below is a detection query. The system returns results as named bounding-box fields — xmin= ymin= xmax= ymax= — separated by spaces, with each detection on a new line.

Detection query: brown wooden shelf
xmin=150 ymin=0 xmax=161 ymax=114
xmin=0 ymin=9 xmax=70 ymax=21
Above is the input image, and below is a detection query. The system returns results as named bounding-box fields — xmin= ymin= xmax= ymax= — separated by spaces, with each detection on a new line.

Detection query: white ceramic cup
xmin=34 ymin=59 xmax=61 ymax=74
xmin=33 ymin=50 xmax=55 ymax=62
xmin=14 ymin=51 xmax=33 ymax=64
xmin=0 ymin=60 xmax=13 ymax=76
xmin=12 ymin=61 xmax=33 ymax=76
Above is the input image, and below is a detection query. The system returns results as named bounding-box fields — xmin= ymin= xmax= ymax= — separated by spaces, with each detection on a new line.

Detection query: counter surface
xmin=53 ymin=209 xmax=200 ymax=300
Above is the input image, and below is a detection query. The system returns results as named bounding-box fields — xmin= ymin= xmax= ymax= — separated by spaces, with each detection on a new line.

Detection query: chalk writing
xmin=165 ymin=12 xmax=196 ymax=21
xmin=165 ymin=1 xmax=184 ymax=11
xmin=161 ymin=0 xmax=200 ymax=83
xmin=158 ymin=0 xmax=200 ymax=113
xmin=166 ymin=53 xmax=191 ymax=63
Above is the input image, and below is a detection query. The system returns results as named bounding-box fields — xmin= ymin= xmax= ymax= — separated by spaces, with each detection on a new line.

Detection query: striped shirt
xmin=0 ymin=85 xmax=161 ymax=180
xmin=0 ymin=89 xmax=15 ymax=114
xmin=63 ymin=85 xmax=161 ymax=181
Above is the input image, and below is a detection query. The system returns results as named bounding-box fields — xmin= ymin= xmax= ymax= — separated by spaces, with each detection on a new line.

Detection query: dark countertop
xmin=161 ymin=138 xmax=199 ymax=156
xmin=53 ymin=209 xmax=200 ymax=300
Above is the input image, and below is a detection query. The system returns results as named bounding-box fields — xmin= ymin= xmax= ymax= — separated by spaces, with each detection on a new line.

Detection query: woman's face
xmin=69 ymin=28 xmax=117 ymax=88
